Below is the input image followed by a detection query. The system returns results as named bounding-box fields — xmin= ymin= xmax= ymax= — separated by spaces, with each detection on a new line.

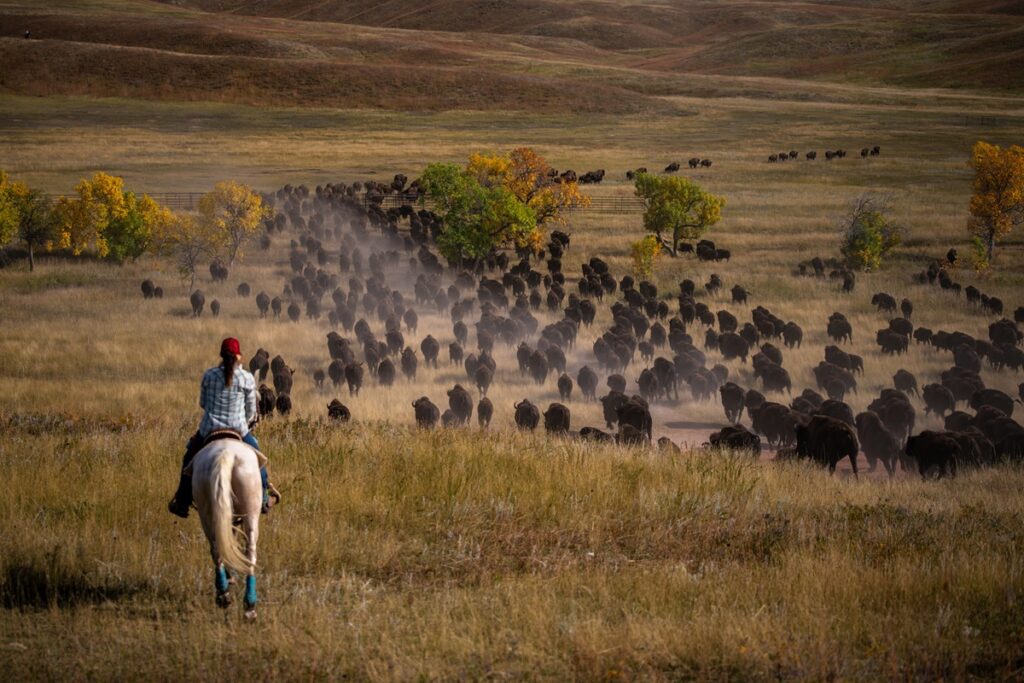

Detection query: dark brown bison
xmin=580 ymin=427 xmax=614 ymax=442
xmin=447 ymin=384 xmax=474 ymax=425
xmin=922 ymin=383 xmax=955 ymax=417
xmin=474 ymin=365 xmax=493 ymax=396
xmin=782 ymin=322 xmax=803 ymax=349
xmin=905 ymin=431 xmax=959 ymax=478
xmin=557 ymin=374 xmax=573 ymax=401
xmin=543 ymin=403 xmax=571 ymax=434
xmin=893 ymin=369 xmax=918 ymax=396
xmin=477 ymin=397 xmax=493 ymax=428
xmin=449 ymin=342 xmax=464 ymax=367
xmin=257 ymin=384 xmax=275 ymax=417
xmin=420 ymin=335 xmax=440 ymax=368
xmin=344 ymin=363 xmax=364 ymax=396
xmin=412 ymin=396 xmax=440 ymax=428
xmin=708 ymin=425 xmax=761 ymax=456
xmin=577 ymin=366 xmax=598 ymax=401
xmin=255 ymin=291 xmax=270 ymax=318
xmin=275 ymin=393 xmax=292 ymax=416
xmin=401 ymin=347 xmax=418 ymax=382
xmin=718 ymin=332 xmax=749 ymax=362
xmin=970 ymin=388 xmax=1015 ymax=418
xmin=855 ymin=411 xmax=898 ymax=476
xmin=377 ymin=358 xmax=396 ymax=387
xmin=720 ymin=382 xmax=746 ymax=423
xmin=190 ymin=290 xmax=205 ymax=317
xmin=616 ymin=395 xmax=652 ymax=441
xmin=141 ymin=280 xmax=155 ymax=299
xmin=327 ymin=399 xmax=351 ymax=422
xmin=795 ymin=415 xmax=859 ymax=475
xmin=514 ymin=399 xmax=540 ymax=431
xmin=751 ymin=402 xmax=797 ymax=448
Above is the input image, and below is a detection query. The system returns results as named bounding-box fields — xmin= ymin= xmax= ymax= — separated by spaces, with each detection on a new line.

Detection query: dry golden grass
xmin=2 ymin=419 xmax=1024 ymax=679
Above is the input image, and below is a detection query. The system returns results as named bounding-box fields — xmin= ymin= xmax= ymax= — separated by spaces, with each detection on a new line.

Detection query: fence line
xmin=45 ymin=191 xmax=644 ymax=214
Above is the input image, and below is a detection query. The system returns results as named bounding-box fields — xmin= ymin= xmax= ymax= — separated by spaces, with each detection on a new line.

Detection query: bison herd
xmin=768 ymin=146 xmax=879 ymax=163
xmin=139 ymin=166 xmax=1023 ymax=480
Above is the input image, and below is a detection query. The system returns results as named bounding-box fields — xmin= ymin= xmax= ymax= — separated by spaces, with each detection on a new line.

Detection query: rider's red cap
xmin=221 ymin=337 xmax=241 ymax=356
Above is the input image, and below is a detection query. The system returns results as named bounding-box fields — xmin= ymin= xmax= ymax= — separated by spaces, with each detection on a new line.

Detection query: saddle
xmin=184 ymin=429 xmax=268 ymax=473
xmin=203 ymin=429 xmax=244 ymax=447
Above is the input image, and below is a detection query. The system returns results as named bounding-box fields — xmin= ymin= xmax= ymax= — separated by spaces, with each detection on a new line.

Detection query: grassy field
xmin=2 ymin=0 xmax=1024 ymax=678
xmin=3 ymin=419 xmax=1024 ymax=679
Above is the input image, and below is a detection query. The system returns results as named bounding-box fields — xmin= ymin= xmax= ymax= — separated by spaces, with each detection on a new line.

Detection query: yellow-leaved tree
xmin=51 ymin=172 xmax=163 ymax=263
xmin=53 ymin=172 xmax=126 ymax=257
xmin=0 ymin=171 xmax=23 ymax=248
xmin=968 ymin=141 xmax=1024 ymax=266
xmin=466 ymin=147 xmax=590 ymax=252
xmin=197 ymin=181 xmax=268 ymax=267
xmin=0 ymin=171 xmax=57 ymax=271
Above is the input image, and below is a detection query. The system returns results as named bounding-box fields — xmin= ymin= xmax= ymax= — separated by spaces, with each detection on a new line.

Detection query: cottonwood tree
xmin=633 ymin=173 xmax=724 ymax=256
xmin=968 ymin=141 xmax=1024 ymax=265
xmin=468 ymin=147 xmax=590 ymax=239
xmin=50 ymin=172 xmax=163 ymax=263
xmin=420 ymin=161 xmax=537 ymax=263
xmin=0 ymin=172 xmax=56 ymax=271
xmin=197 ymin=181 xmax=268 ymax=267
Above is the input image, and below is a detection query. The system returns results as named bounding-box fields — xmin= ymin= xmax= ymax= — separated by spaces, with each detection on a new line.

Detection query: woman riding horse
xmin=168 ymin=337 xmax=271 ymax=518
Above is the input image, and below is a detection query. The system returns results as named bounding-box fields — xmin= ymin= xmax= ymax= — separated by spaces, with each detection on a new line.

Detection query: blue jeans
xmin=173 ymin=431 xmax=268 ymax=507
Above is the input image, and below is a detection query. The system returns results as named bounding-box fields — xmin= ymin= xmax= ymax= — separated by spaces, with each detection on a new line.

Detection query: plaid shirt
xmin=198 ymin=365 xmax=257 ymax=437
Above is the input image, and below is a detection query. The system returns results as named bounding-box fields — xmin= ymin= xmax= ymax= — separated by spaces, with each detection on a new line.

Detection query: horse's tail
xmin=205 ymin=447 xmax=252 ymax=575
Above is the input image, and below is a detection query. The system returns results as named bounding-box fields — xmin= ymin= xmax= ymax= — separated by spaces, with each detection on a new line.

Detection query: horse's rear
xmin=190 ymin=439 xmax=262 ymax=619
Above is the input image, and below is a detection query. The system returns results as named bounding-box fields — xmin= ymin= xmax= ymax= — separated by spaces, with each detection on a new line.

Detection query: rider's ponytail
xmin=219 ymin=337 xmax=241 ymax=387
xmin=221 ymin=350 xmax=237 ymax=387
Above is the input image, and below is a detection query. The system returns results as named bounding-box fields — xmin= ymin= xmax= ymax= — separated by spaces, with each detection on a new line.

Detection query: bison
xmin=412 ymin=396 xmax=440 ymax=428
xmin=543 ymin=403 xmax=571 ymax=434
xmin=514 ymin=399 xmax=540 ymax=431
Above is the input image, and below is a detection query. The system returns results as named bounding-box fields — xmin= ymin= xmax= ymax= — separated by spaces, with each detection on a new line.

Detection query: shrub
xmin=838 ymin=193 xmax=904 ymax=271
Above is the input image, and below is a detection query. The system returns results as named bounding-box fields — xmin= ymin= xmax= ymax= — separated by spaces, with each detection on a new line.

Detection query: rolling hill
xmin=0 ymin=0 xmax=1021 ymax=112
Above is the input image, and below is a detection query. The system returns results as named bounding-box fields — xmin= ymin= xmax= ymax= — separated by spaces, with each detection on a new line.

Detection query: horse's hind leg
xmin=243 ymin=514 xmax=259 ymax=620
xmin=200 ymin=511 xmax=232 ymax=608
xmin=215 ymin=563 xmax=231 ymax=608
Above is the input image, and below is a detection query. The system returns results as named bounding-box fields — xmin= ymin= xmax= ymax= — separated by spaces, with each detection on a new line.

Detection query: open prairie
xmin=2 ymin=0 xmax=1024 ymax=679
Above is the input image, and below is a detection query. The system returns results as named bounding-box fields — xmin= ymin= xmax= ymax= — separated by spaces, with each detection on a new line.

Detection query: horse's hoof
xmin=216 ymin=592 xmax=232 ymax=609
xmin=244 ymin=609 xmax=257 ymax=621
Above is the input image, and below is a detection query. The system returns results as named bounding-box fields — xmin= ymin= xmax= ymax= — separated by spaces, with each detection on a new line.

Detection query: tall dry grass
xmin=2 ymin=418 xmax=1024 ymax=679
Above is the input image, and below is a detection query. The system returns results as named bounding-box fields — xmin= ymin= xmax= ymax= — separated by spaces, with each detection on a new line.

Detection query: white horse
xmin=188 ymin=438 xmax=264 ymax=619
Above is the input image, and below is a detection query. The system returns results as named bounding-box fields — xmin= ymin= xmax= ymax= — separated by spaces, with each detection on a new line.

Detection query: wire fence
xmin=45 ymin=191 xmax=644 ymax=214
